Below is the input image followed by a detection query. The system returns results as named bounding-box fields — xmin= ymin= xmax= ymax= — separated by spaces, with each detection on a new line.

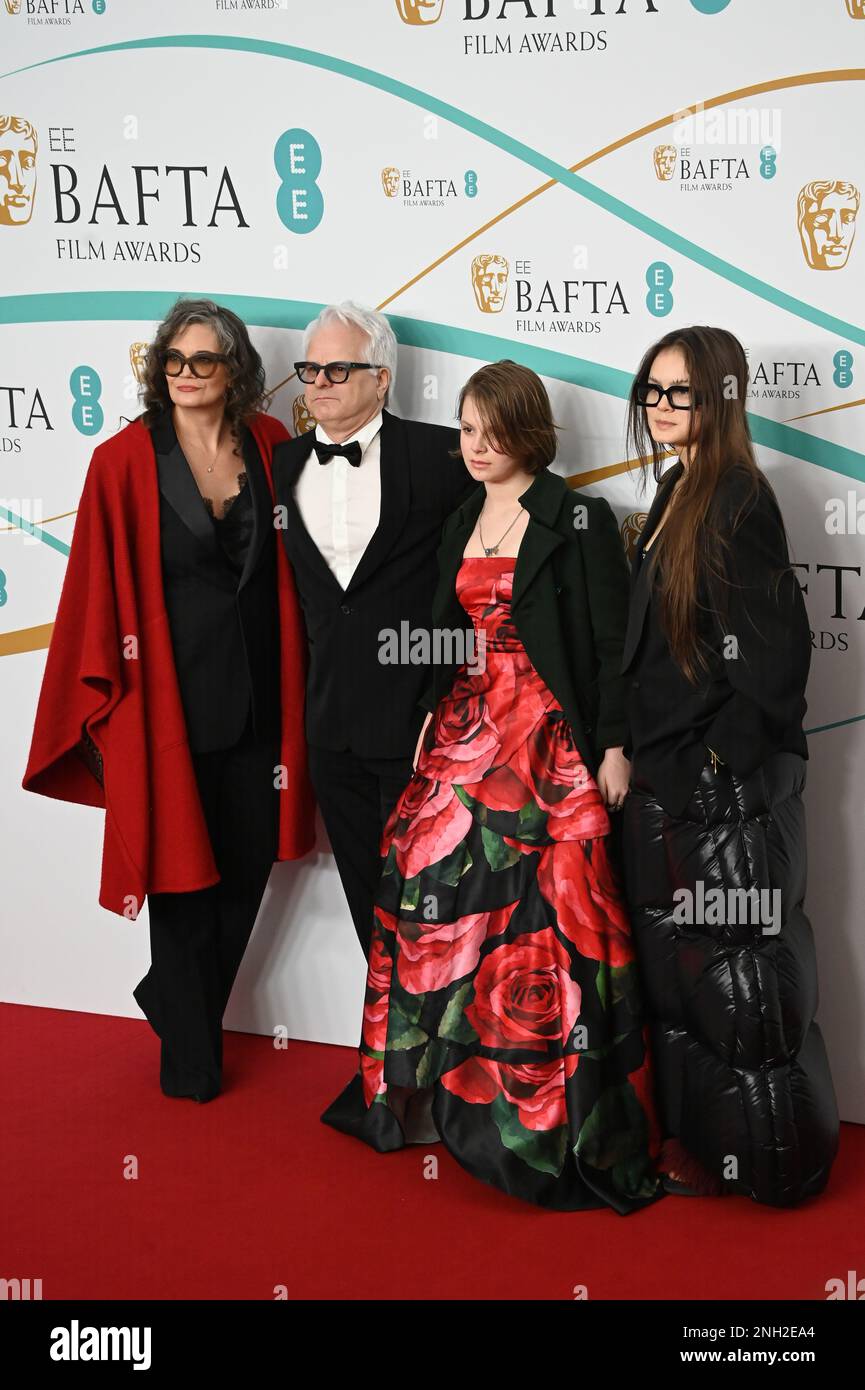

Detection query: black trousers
xmin=133 ymin=719 xmax=280 ymax=1097
xmin=307 ymin=744 xmax=414 ymax=959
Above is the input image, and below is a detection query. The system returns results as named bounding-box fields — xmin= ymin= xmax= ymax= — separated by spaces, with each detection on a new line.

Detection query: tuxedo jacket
xmin=621 ymin=459 xmax=810 ymax=816
xmin=152 ymin=409 xmax=281 ymax=754
xmin=426 ymin=467 xmax=630 ymax=779
xmin=272 ymin=409 xmax=477 ymax=758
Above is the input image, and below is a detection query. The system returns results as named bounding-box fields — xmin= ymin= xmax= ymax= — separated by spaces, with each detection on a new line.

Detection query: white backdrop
xmin=0 ymin=0 xmax=863 ymax=1121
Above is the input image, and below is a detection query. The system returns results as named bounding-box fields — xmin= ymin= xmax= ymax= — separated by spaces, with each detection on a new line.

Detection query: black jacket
xmin=426 ymin=467 xmax=630 ymax=778
xmin=622 ymin=460 xmax=810 ymax=816
xmin=153 ymin=411 xmax=281 ymax=755
xmin=272 ymin=410 xmax=476 ymax=758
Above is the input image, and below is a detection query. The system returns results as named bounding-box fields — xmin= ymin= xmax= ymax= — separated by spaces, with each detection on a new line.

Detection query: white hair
xmin=302 ymin=301 xmax=398 ymax=401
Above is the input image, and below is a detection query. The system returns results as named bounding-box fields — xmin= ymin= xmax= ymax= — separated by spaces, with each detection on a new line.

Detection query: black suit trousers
xmin=133 ymin=716 xmax=280 ymax=1097
xmin=308 ymin=744 xmax=414 ymax=960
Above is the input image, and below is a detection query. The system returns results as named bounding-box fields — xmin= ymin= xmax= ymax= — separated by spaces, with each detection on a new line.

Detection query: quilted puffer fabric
xmin=622 ymin=751 xmax=839 ymax=1207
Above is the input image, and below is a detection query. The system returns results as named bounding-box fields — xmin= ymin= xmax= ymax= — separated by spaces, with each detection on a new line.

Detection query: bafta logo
xmin=129 ymin=343 xmax=149 ymax=384
xmin=621 ymin=512 xmax=649 ymax=564
xmin=471 ymin=253 xmax=509 ymax=314
xmin=4 ymin=1 xmax=22 ymax=14
xmin=381 ymin=166 xmax=401 ymax=198
xmin=653 ymin=145 xmax=677 ymax=182
xmin=292 ymin=394 xmax=316 ymax=435
xmin=845 ymin=0 xmax=865 ymax=17
xmin=797 ymin=180 xmax=860 ymax=270
xmin=395 ymin=0 xmax=445 ymax=23
xmin=0 ymin=114 xmax=37 ymax=226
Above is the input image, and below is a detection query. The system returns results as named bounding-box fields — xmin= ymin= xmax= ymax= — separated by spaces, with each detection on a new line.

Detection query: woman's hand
xmin=413 ymin=712 xmax=433 ymax=770
xmin=596 ymin=745 xmax=630 ymax=812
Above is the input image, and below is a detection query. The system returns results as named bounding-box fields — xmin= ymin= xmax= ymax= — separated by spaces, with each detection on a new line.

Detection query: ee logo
xmin=759 ymin=146 xmax=777 ymax=180
xmin=833 ymin=350 xmax=853 ymax=389
xmin=646 ymin=262 xmax=673 ymax=317
xmin=70 ymin=366 xmax=103 ymax=436
xmin=275 ymin=129 xmax=324 ymax=234
xmin=0 ymin=569 xmax=7 ymax=607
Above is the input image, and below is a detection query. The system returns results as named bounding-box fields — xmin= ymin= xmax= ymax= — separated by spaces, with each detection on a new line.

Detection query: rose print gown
xmin=321 ymin=557 xmax=662 ymax=1212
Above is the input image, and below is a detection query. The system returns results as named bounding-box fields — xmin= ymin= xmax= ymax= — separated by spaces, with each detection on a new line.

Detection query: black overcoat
xmin=424 ymin=466 xmax=630 ymax=777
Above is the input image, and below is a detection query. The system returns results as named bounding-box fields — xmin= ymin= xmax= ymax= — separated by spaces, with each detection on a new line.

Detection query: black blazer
xmin=426 ymin=467 xmax=630 ymax=778
xmin=153 ymin=410 xmax=281 ymax=755
xmin=622 ymin=459 xmax=810 ymax=816
xmin=272 ymin=409 xmax=477 ymax=758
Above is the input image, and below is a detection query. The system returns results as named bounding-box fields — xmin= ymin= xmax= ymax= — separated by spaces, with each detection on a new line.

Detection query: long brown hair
xmin=625 ymin=326 xmax=764 ymax=683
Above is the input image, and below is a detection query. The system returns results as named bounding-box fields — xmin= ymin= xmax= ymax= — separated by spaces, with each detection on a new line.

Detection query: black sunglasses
xmin=294 ymin=361 xmax=384 ymax=385
xmin=636 ymin=382 xmax=702 ymax=410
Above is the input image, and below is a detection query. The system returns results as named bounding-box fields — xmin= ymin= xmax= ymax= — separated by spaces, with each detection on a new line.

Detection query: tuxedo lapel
xmin=621 ymin=459 xmax=683 ymax=671
xmin=346 ymin=410 xmax=411 ymax=595
xmin=152 ymin=412 xmax=217 ymax=556
xmin=237 ymin=426 xmax=272 ymax=592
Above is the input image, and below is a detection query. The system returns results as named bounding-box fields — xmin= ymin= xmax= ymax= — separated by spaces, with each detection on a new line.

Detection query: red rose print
xmin=390 ymin=780 xmax=472 ymax=882
xmin=466 ymin=926 xmax=582 ymax=1051
xmin=515 ymin=716 xmax=610 ymax=841
xmin=441 ymin=1054 xmax=579 ymax=1132
xmin=397 ymin=901 xmax=518 ymax=994
xmin=419 ymin=684 xmax=504 ymax=783
xmin=441 ymin=1055 xmax=500 ymax=1106
xmin=498 ymin=1055 xmax=580 ymax=1131
xmin=360 ymin=928 xmax=393 ymax=1104
xmin=463 ymin=763 xmax=529 ymax=812
xmin=537 ymin=840 xmax=633 ymax=967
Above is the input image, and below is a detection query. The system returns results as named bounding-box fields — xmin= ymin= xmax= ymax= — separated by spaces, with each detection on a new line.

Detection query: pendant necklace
xmin=478 ymin=505 xmax=523 ymax=557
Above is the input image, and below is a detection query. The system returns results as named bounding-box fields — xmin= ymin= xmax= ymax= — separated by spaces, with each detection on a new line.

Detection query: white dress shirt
xmin=293 ymin=411 xmax=383 ymax=590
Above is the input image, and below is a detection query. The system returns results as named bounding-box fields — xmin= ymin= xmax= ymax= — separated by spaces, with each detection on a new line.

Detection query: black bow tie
xmin=313 ymin=439 xmax=363 ymax=467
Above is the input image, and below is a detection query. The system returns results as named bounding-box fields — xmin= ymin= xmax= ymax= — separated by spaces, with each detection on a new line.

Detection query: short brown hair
xmin=140 ymin=297 xmax=265 ymax=434
xmin=455 ymin=359 xmax=558 ymax=474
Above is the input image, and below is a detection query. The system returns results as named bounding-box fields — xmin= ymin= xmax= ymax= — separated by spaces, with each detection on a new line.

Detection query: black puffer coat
xmin=623 ymin=752 xmax=838 ymax=1206
xmin=621 ymin=463 xmax=839 ymax=1205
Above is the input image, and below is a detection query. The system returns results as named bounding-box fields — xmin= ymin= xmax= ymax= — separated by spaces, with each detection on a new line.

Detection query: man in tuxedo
xmin=272 ymin=302 xmax=477 ymax=957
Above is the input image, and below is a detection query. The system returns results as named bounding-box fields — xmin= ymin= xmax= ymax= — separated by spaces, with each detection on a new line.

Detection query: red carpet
xmin=2 ymin=1002 xmax=860 ymax=1301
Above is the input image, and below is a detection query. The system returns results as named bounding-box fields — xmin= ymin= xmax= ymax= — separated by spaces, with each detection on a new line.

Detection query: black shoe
xmin=161 ymin=1081 xmax=221 ymax=1103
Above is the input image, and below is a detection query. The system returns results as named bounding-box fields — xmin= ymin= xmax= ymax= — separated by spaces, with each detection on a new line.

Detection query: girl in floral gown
xmin=322 ymin=361 xmax=662 ymax=1213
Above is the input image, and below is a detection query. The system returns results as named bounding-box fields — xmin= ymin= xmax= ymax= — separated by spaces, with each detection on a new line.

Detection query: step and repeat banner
xmin=1 ymin=1 xmax=863 ymax=1117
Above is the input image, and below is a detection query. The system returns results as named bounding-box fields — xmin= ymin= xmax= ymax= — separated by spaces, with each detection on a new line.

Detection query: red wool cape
xmin=22 ymin=413 xmax=315 ymax=917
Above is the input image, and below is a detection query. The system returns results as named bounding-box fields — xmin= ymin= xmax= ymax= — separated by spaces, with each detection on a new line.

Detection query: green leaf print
xmin=438 ymin=982 xmax=479 ymax=1045
xmin=480 ymin=825 xmax=522 ymax=872
xmin=401 ymin=875 xmax=421 ymax=912
xmin=516 ymin=799 xmax=547 ymax=842
xmin=429 ymin=843 xmax=473 ymax=886
xmin=596 ymin=960 xmax=610 ymax=1010
xmin=415 ymin=1036 xmax=450 ymax=1087
xmin=389 ymin=1025 xmax=429 ymax=1051
xmin=491 ymin=1094 xmax=569 ymax=1176
xmin=574 ymin=1083 xmax=649 ymax=1170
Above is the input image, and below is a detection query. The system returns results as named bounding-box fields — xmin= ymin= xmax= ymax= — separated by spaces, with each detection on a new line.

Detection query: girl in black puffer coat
xmin=619 ymin=325 xmax=839 ymax=1207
